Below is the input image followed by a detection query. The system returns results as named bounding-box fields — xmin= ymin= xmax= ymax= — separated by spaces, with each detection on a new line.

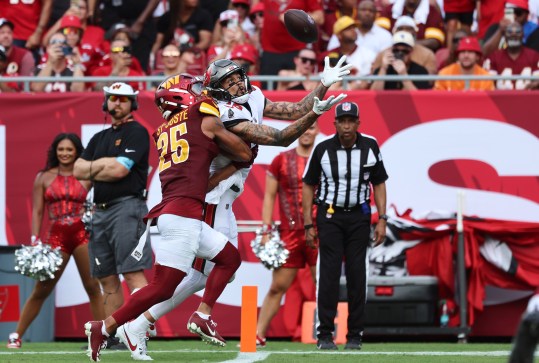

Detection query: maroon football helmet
xmin=154 ymin=73 xmax=204 ymax=120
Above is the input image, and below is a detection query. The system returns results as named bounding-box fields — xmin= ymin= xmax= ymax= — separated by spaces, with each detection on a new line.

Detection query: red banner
xmin=0 ymin=91 xmax=537 ymax=338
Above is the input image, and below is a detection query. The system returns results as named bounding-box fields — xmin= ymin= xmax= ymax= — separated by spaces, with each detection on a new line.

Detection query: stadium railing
xmin=2 ymin=74 xmax=538 ymax=91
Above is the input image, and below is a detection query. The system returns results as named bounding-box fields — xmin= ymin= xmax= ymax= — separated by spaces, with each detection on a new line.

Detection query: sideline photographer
xmin=370 ymin=31 xmax=432 ymax=90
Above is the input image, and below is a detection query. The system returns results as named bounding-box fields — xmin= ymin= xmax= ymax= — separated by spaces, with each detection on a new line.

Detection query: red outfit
xmin=0 ymin=0 xmax=42 ymax=40
xmin=44 ymin=175 xmax=88 ymax=254
xmin=261 ymin=0 xmax=323 ymax=53
xmin=146 ymin=99 xmax=220 ymax=221
xmin=444 ymin=0 xmax=475 ymax=13
xmin=5 ymin=45 xmax=35 ymax=76
xmin=91 ymin=66 xmax=145 ymax=91
xmin=268 ymin=149 xmax=318 ymax=268
xmin=485 ymin=47 xmax=539 ymax=89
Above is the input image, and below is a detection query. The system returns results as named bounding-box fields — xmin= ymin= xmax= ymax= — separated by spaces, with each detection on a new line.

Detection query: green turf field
xmin=0 ymin=340 xmax=517 ymax=363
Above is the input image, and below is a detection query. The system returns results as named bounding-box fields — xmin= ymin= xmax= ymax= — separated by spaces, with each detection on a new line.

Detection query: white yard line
xmin=0 ymin=349 xmax=515 ymax=357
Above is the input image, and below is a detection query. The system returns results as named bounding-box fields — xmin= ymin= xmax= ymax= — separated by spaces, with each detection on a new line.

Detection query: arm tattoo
xmin=263 ymin=83 xmax=328 ymax=120
xmin=232 ymin=111 xmax=318 ymax=147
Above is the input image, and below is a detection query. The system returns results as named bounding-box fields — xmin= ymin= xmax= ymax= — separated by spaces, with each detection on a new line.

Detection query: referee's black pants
xmin=316 ymin=206 xmax=371 ymax=341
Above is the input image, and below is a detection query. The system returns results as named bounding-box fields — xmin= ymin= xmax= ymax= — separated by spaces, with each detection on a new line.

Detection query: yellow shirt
xmin=434 ymin=63 xmax=495 ymax=91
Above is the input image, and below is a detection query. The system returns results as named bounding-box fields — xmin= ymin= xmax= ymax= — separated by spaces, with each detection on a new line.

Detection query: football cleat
xmin=6 ymin=332 xmax=21 ymax=349
xmin=84 ymin=321 xmax=108 ymax=362
xmin=187 ymin=312 xmax=226 ymax=347
xmin=116 ymin=322 xmax=153 ymax=361
xmin=256 ymin=335 xmax=266 ymax=347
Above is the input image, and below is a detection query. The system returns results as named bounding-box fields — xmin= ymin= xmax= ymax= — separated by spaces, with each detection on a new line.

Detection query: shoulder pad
xmin=198 ymin=100 xmax=220 ymax=118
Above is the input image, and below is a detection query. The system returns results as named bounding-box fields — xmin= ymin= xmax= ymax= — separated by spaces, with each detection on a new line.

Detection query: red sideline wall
xmin=0 ymin=91 xmax=537 ymax=338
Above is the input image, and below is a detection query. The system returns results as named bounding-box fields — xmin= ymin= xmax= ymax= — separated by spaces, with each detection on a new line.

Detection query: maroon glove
xmin=232 ymin=144 xmax=258 ymax=169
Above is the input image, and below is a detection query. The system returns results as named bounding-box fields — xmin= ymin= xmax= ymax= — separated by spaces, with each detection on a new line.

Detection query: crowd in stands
xmin=1 ymin=0 xmax=539 ymax=92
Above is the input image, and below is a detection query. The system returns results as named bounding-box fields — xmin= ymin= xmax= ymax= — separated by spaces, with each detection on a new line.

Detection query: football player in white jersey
xmin=116 ymin=57 xmax=352 ymax=360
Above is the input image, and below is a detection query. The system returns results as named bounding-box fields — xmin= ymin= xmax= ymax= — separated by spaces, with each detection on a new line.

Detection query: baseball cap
xmin=230 ymin=44 xmax=258 ymax=64
xmin=105 ymin=23 xmax=130 ymax=41
xmin=249 ymin=2 xmax=264 ymax=16
xmin=335 ymin=102 xmax=359 ymax=118
xmin=333 ymin=16 xmax=358 ymax=35
xmin=232 ymin=0 xmax=250 ymax=5
xmin=456 ymin=36 xmax=482 ymax=55
xmin=0 ymin=18 xmax=14 ymax=30
xmin=60 ymin=15 xmax=83 ymax=29
xmin=393 ymin=15 xmax=418 ymax=33
xmin=506 ymin=0 xmax=529 ymax=11
xmin=392 ymin=31 xmax=415 ymax=47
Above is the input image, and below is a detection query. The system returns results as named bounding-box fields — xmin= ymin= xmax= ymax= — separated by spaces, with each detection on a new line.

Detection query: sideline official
xmin=302 ymin=101 xmax=388 ymax=350
xmin=74 ymin=82 xmax=151 ymax=320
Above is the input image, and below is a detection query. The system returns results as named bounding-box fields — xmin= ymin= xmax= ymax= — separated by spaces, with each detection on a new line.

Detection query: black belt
xmin=95 ymin=196 xmax=140 ymax=210
xmin=321 ymin=202 xmax=367 ymax=213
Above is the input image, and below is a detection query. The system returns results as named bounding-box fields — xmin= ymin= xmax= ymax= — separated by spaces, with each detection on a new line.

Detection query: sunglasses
xmin=162 ymin=51 xmax=180 ymax=57
xmin=62 ymin=27 xmax=80 ymax=35
xmin=250 ymin=12 xmax=263 ymax=22
xmin=232 ymin=3 xmax=249 ymax=9
xmin=111 ymin=45 xmax=132 ymax=54
xmin=300 ymin=57 xmax=316 ymax=65
xmin=108 ymin=95 xmax=131 ymax=103
xmin=50 ymin=39 xmax=66 ymax=45
xmin=514 ymin=8 xmax=526 ymax=16
xmin=393 ymin=47 xmax=411 ymax=54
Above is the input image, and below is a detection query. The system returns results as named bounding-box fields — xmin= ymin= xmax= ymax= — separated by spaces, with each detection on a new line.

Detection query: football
xmin=283 ymin=9 xmax=318 ymax=43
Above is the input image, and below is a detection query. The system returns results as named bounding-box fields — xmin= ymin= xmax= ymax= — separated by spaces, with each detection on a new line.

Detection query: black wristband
xmin=304 ymin=224 xmax=314 ymax=230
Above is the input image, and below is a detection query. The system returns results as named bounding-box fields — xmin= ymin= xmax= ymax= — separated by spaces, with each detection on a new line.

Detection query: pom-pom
xmin=14 ymin=242 xmax=63 ymax=281
xmin=251 ymin=226 xmax=289 ymax=270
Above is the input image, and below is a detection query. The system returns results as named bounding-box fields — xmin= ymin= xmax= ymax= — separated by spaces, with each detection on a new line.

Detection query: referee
xmin=302 ymin=101 xmax=388 ymax=350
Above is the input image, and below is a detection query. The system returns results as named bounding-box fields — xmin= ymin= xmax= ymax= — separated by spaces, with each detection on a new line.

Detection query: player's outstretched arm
xmin=202 ymin=115 xmax=252 ymax=162
xmin=263 ymin=55 xmax=352 ymax=121
xmin=231 ymin=94 xmax=347 ymax=147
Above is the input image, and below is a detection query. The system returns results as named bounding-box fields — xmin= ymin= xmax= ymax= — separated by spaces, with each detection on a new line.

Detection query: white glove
xmin=321 ymin=55 xmax=354 ymax=87
xmin=526 ymin=294 xmax=539 ymax=313
xmin=313 ymin=93 xmax=347 ymax=115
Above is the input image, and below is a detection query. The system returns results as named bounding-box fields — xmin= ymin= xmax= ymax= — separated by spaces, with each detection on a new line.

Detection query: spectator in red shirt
xmin=376 ymin=0 xmax=446 ymax=52
xmin=31 ymin=31 xmax=85 ymax=93
xmin=91 ymin=39 xmax=146 ymax=91
xmin=100 ymin=23 xmax=145 ymax=75
xmin=207 ymin=10 xmax=248 ymax=63
xmin=484 ymin=22 xmax=539 ymax=89
xmin=259 ymin=0 xmax=324 ymax=77
xmin=248 ymin=1 xmax=264 ymax=53
xmin=0 ymin=18 xmax=35 ymax=80
xmin=0 ymin=0 xmax=52 ymax=60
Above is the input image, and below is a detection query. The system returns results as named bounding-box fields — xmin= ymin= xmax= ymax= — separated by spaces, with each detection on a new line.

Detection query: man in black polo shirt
xmin=74 ymin=82 xmax=151 ymax=327
xmin=302 ymin=101 xmax=388 ymax=350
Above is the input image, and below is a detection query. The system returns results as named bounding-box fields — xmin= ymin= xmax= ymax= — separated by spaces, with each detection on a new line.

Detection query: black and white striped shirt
xmin=302 ymin=133 xmax=388 ymax=209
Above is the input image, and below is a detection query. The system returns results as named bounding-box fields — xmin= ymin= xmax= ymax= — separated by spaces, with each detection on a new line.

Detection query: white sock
xmin=101 ymin=322 xmax=110 ymax=337
xmin=131 ymin=314 xmax=152 ymax=333
xmin=196 ymin=311 xmax=210 ymax=319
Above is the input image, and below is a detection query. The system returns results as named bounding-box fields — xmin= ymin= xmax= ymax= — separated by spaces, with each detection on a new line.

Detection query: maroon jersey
xmin=484 ymin=48 xmax=539 ymax=90
xmin=146 ymin=99 xmax=220 ymax=221
xmin=268 ymin=149 xmax=313 ymax=231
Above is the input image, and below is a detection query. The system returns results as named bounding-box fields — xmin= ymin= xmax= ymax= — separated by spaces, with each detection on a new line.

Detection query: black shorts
xmin=445 ymin=11 xmax=474 ymax=26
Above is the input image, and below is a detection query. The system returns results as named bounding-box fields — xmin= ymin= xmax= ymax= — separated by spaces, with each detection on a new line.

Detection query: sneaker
xmin=256 ymin=335 xmax=266 ymax=347
xmin=6 ymin=333 xmax=21 ymax=349
xmin=316 ymin=338 xmax=338 ymax=350
xmin=146 ymin=323 xmax=157 ymax=338
xmin=116 ymin=322 xmax=153 ymax=361
xmin=84 ymin=321 xmax=108 ymax=362
xmin=187 ymin=312 xmax=226 ymax=347
xmin=344 ymin=339 xmax=362 ymax=350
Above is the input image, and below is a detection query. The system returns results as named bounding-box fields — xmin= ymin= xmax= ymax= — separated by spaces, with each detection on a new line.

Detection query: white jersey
xmin=209 ymin=86 xmax=265 ymax=183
